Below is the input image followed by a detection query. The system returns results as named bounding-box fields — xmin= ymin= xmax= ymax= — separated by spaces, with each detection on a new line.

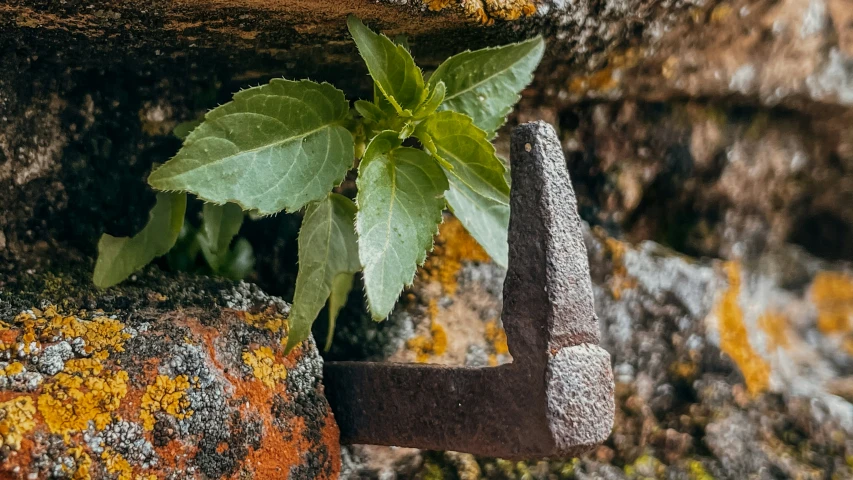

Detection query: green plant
xmin=94 ymin=16 xmax=544 ymax=351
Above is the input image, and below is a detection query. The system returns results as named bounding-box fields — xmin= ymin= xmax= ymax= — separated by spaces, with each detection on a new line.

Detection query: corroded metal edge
xmin=324 ymin=121 xmax=614 ymax=459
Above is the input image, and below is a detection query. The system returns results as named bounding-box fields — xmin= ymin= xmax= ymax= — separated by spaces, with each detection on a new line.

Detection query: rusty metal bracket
xmin=324 ymin=122 xmax=615 ymax=459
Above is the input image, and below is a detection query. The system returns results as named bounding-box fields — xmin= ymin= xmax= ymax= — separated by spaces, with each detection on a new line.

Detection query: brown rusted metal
xmin=323 ymin=121 xmax=615 ymax=459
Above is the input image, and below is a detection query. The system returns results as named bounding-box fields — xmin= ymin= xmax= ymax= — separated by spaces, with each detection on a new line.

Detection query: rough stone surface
xmin=546 ymin=344 xmax=615 ymax=453
xmin=0 ymin=270 xmax=339 ymax=479
xmin=547 ymin=100 xmax=853 ymax=263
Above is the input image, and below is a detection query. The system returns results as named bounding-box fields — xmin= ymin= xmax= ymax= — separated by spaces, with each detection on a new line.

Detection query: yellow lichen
xmin=1 ymin=361 xmax=25 ymax=376
xmin=64 ymin=358 xmax=105 ymax=376
xmin=47 ymin=310 xmax=130 ymax=354
xmin=426 ymin=0 xmax=453 ymax=11
xmin=671 ymin=361 xmax=698 ymax=380
xmin=716 ymin=262 xmax=771 ymax=395
xmin=624 ymin=454 xmax=665 ymax=477
xmin=484 ymin=319 xmax=509 ymax=366
xmin=0 ymin=396 xmax=37 ymax=450
xmin=710 ymin=3 xmax=732 ymax=23
xmin=406 ymin=300 xmax=448 ymax=362
xmin=67 ymin=446 xmax=93 ymax=480
xmin=102 ymin=448 xmax=133 ymax=480
xmin=38 ymin=369 xmax=130 ymax=436
xmin=567 ymin=48 xmax=641 ymax=96
xmin=757 ymin=312 xmax=791 ymax=351
xmin=421 ymin=217 xmax=491 ymax=295
xmin=810 ymin=271 xmax=853 ymax=334
xmin=139 ymin=375 xmax=193 ymax=431
xmin=687 ymin=459 xmax=715 ymax=480
xmin=478 ymin=0 xmax=537 ymax=21
xmin=241 ymin=310 xmax=288 ymax=334
xmin=600 ymin=233 xmax=637 ymax=299
xmin=242 ymin=347 xmax=288 ymax=388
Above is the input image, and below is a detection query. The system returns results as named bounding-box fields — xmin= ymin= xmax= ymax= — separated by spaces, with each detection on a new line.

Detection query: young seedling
xmin=93 ymin=17 xmax=545 ymax=352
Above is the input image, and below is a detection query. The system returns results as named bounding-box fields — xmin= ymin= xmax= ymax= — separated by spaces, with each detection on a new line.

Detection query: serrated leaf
xmin=198 ymin=202 xmax=244 ymax=271
xmin=148 ymin=79 xmax=353 ymax=216
xmin=357 ymin=134 xmax=448 ymax=320
xmin=415 ymin=111 xmax=509 ymax=266
xmin=414 ymin=81 xmax=446 ymax=120
xmin=429 ymin=36 xmax=544 ymax=137
xmin=325 ymin=272 xmax=354 ymax=351
xmin=286 ymin=194 xmax=361 ymax=353
xmin=393 ymin=34 xmax=411 ymax=52
xmin=94 ymin=192 xmax=187 ymax=288
xmin=348 ymin=16 xmax=425 ymax=115
xmin=173 ymin=118 xmax=202 ymax=140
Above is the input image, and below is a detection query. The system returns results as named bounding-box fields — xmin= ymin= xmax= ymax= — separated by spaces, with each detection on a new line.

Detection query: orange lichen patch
xmin=426 ymin=0 xmax=536 ymax=24
xmin=484 ymin=319 xmax=508 ymax=366
xmin=670 ymin=361 xmax=698 ymax=380
xmin=716 ymin=262 xmax=771 ymax=396
xmin=600 ymin=233 xmax=637 ymax=299
xmin=242 ymin=347 xmax=288 ymax=388
xmin=810 ymin=272 xmax=853 ymax=334
xmin=38 ymin=369 xmax=130 ymax=437
xmin=420 ymin=216 xmax=491 ymax=295
xmin=139 ymin=375 xmax=193 ymax=431
xmin=710 ymin=3 xmax=733 ymax=23
xmin=0 ymin=396 xmax=37 ymax=450
xmin=406 ymin=300 xmax=449 ymax=362
xmin=567 ymin=48 xmax=641 ymax=96
xmin=426 ymin=0 xmax=454 ymax=11
xmin=219 ymin=348 xmax=322 ymax=479
xmin=758 ymin=312 xmax=791 ymax=351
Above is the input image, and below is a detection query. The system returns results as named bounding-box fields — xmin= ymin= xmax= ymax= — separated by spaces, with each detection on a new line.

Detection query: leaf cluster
xmin=94 ymin=17 xmax=544 ymax=351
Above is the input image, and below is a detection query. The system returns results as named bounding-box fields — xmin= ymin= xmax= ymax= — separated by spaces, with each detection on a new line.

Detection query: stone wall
xmin=2 ymin=0 xmax=853 ymax=479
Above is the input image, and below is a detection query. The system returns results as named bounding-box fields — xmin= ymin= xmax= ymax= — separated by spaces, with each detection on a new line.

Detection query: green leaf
xmin=355 ymin=100 xmax=385 ymax=124
xmin=94 ymin=192 xmax=187 ymax=288
xmin=148 ymin=79 xmax=353 ymax=216
xmin=429 ymin=36 xmax=545 ymax=137
xmin=220 ymin=238 xmax=255 ymax=280
xmin=197 ymin=202 xmax=244 ymax=270
xmin=167 ymin=220 xmax=201 ymax=273
xmin=325 ymin=272 xmax=354 ymax=351
xmin=347 ymin=16 xmax=425 ymax=115
xmin=357 ymin=133 xmax=449 ymax=320
xmin=393 ymin=34 xmax=411 ymax=52
xmin=286 ymin=194 xmax=361 ymax=353
xmin=414 ymin=81 xmax=446 ymax=120
xmin=415 ymin=111 xmax=509 ymax=266
xmin=173 ymin=118 xmax=203 ymax=140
